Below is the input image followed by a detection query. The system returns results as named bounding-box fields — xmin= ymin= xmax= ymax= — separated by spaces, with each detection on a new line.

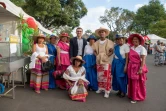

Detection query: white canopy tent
xmin=147 ymin=34 xmax=166 ymax=43
xmin=0 ymin=0 xmax=52 ymax=34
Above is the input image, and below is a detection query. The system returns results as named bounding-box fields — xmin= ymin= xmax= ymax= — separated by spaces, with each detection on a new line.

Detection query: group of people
xmin=153 ymin=40 xmax=166 ymax=66
xmin=29 ymin=27 xmax=148 ymax=104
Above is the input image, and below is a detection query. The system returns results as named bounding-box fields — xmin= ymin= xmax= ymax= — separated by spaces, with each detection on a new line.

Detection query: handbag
xmin=53 ymin=66 xmax=64 ymax=80
xmin=41 ymin=60 xmax=54 ymax=72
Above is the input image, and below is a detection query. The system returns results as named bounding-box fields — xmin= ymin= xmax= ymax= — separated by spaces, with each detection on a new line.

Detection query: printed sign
xmin=9 ymin=35 xmax=19 ymax=43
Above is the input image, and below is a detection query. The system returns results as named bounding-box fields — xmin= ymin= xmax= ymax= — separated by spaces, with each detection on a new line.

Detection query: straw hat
xmin=33 ymin=34 xmax=46 ymax=42
xmin=70 ymin=56 xmax=85 ymax=64
xmin=128 ymin=34 xmax=144 ymax=46
xmin=95 ymin=27 xmax=110 ymax=37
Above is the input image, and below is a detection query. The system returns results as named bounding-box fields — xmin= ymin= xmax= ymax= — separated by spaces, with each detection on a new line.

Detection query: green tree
xmin=133 ymin=0 xmax=166 ymax=35
xmin=85 ymin=29 xmax=92 ymax=35
xmin=53 ymin=26 xmax=73 ymax=38
xmin=10 ymin=0 xmax=25 ymax=7
xmin=149 ymin=20 xmax=166 ymax=38
xmin=99 ymin=7 xmax=135 ymax=38
xmin=11 ymin=0 xmax=87 ymax=29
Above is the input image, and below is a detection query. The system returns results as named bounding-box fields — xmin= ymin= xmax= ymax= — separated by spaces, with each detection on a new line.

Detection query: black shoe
xmin=116 ymin=91 xmax=121 ymax=96
xmin=119 ymin=93 xmax=126 ymax=98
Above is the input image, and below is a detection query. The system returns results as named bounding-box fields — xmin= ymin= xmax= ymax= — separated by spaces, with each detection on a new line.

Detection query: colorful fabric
xmin=30 ymin=59 xmax=49 ymax=91
xmin=128 ymin=79 xmax=146 ymax=101
xmin=47 ymin=43 xmax=57 ymax=89
xmin=83 ymin=54 xmax=98 ymax=91
xmin=56 ymin=65 xmax=68 ymax=89
xmin=66 ymin=81 xmax=88 ymax=101
xmin=66 ymin=82 xmax=88 ymax=102
xmin=154 ymin=45 xmax=164 ymax=65
xmin=97 ymin=64 xmax=111 ymax=93
xmin=63 ymin=65 xmax=89 ymax=102
xmin=57 ymin=41 xmax=70 ymax=65
xmin=112 ymin=45 xmax=128 ymax=94
xmin=127 ymin=48 xmax=148 ymax=101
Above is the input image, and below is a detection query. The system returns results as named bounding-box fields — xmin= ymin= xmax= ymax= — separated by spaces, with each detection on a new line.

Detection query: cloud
xmin=164 ymin=3 xmax=166 ymax=9
xmin=72 ymin=6 xmax=109 ymax=36
xmin=106 ymin=0 xmax=111 ymax=3
xmin=134 ymin=4 xmax=144 ymax=10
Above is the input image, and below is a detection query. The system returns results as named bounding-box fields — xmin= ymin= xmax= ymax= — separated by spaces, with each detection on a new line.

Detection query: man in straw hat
xmin=92 ymin=27 xmax=114 ymax=98
xmin=69 ymin=27 xmax=87 ymax=58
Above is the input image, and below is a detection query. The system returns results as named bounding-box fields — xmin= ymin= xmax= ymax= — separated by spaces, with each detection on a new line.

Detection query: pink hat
xmin=128 ymin=34 xmax=144 ymax=46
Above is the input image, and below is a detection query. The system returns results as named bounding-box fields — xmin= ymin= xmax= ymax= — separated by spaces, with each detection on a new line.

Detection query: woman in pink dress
xmin=127 ymin=34 xmax=148 ymax=103
xmin=56 ymin=33 xmax=70 ymax=89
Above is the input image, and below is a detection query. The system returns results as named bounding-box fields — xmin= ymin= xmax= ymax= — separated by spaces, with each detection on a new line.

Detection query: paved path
xmin=0 ymin=55 xmax=166 ymax=111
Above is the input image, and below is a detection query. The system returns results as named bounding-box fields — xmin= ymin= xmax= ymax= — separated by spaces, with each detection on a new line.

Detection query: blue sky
xmin=72 ymin=0 xmax=166 ymax=36
xmin=83 ymin=0 xmax=146 ymax=11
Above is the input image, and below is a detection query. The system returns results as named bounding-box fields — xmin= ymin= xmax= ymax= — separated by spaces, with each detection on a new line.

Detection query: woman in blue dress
xmin=112 ymin=35 xmax=129 ymax=97
xmin=83 ymin=35 xmax=98 ymax=91
xmin=47 ymin=35 xmax=58 ymax=89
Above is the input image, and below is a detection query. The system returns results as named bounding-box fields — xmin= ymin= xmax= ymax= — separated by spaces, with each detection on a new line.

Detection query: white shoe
xmin=96 ymin=90 xmax=102 ymax=94
xmin=104 ymin=93 xmax=109 ymax=98
xmin=131 ymin=100 xmax=137 ymax=103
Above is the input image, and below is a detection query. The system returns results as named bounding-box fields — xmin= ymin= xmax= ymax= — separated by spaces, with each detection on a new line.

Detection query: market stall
xmin=147 ymin=34 xmax=166 ymax=44
xmin=0 ymin=1 xmax=52 ymax=99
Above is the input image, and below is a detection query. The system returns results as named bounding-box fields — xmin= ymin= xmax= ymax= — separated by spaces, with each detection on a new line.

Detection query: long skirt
xmin=48 ymin=56 xmax=56 ymax=89
xmin=154 ymin=52 xmax=164 ymax=65
xmin=66 ymin=81 xmax=88 ymax=102
xmin=83 ymin=54 xmax=98 ymax=91
xmin=97 ymin=64 xmax=111 ymax=93
xmin=112 ymin=59 xmax=127 ymax=94
xmin=56 ymin=65 xmax=68 ymax=89
xmin=112 ymin=76 xmax=127 ymax=94
xmin=30 ymin=59 xmax=49 ymax=91
xmin=128 ymin=78 xmax=146 ymax=101
xmin=86 ymin=67 xmax=98 ymax=91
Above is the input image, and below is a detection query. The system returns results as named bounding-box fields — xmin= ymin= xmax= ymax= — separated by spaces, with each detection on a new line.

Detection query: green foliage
xmin=99 ymin=7 xmax=135 ymax=38
xmin=11 ymin=0 xmax=87 ymax=29
xmin=85 ymin=29 xmax=92 ymax=35
xmin=133 ymin=0 xmax=166 ymax=35
xmin=53 ymin=26 xmax=73 ymax=38
xmin=10 ymin=0 xmax=25 ymax=7
xmin=150 ymin=20 xmax=166 ymax=38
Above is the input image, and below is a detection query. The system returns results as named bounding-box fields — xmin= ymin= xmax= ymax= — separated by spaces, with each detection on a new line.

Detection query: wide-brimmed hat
xmin=33 ymin=34 xmax=46 ymax=42
xmin=115 ymin=34 xmax=126 ymax=39
xmin=50 ymin=34 xmax=58 ymax=38
xmin=95 ymin=27 xmax=110 ymax=37
xmin=87 ymin=35 xmax=97 ymax=42
xmin=70 ymin=56 xmax=85 ymax=64
xmin=46 ymin=34 xmax=59 ymax=42
xmin=59 ymin=32 xmax=70 ymax=38
xmin=128 ymin=34 xmax=144 ymax=46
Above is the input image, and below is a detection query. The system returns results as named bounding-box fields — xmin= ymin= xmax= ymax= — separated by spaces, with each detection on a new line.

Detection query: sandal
xmin=44 ymin=89 xmax=48 ymax=91
xmin=35 ymin=91 xmax=40 ymax=94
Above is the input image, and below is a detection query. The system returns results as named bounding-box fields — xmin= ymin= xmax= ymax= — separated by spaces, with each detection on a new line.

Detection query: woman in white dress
xmin=30 ymin=34 xmax=49 ymax=94
xmin=63 ymin=56 xmax=89 ymax=102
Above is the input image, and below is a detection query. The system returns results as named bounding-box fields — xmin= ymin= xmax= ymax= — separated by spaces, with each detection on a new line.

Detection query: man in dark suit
xmin=69 ymin=27 xmax=87 ymax=58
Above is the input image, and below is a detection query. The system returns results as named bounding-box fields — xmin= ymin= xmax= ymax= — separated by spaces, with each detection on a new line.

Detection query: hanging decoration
xmin=26 ymin=17 xmax=38 ymax=30
xmin=21 ymin=17 xmax=38 ymax=54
